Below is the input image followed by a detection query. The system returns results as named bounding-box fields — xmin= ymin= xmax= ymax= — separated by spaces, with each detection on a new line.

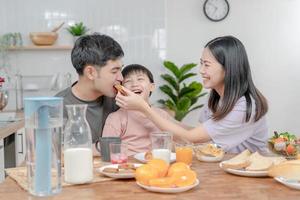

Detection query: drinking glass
xmin=109 ymin=142 xmax=128 ymax=164
xmin=151 ymin=132 xmax=173 ymax=163
xmin=175 ymin=143 xmax=193 ymax=165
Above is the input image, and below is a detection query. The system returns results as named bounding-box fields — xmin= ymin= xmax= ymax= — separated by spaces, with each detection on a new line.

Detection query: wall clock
xmin=203 ymin=0 xmax=230 ymax=22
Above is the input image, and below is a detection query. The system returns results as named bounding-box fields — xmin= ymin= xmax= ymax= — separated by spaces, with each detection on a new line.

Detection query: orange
xmin=147 ymin=159 xmax=169 ymax=177
xmin=167 ymin=162 xmax=190 ymax=177
xmin=171 ymin=170 xmax=197 ymax=187
xmin=135 ymin=164 xmax=159 ymax=185
xmin=148 ymin=177 xmax=175 ymax=188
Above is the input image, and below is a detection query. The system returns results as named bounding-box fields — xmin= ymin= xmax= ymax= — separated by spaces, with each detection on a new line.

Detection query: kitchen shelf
xmin=8 ymin=45 xmax=73 ymax=50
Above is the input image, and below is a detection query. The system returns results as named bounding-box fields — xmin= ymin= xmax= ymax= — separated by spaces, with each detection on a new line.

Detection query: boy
xmin=56 ymin=33 xmax=124 ymax=143
xmin=102 ymin=64 xmax=172 ymax=156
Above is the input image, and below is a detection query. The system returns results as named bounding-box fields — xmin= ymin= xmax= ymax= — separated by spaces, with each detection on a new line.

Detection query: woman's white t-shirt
xmin=199 ymin=96 xmax=268 ymax=153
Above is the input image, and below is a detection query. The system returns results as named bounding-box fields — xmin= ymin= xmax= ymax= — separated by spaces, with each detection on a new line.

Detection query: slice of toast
xmin=221 ymin=149 xmax=251 ymax=169
xmin=268 ymin=160 xmax=300 ymax=180
xmin=245 ymin=152 xmax=273 ymax=171
xmin=267 ymin=156 xmax=286 ymax=166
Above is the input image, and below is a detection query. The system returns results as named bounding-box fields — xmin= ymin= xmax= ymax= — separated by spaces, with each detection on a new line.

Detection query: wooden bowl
xmin=30 ymin=32 xmax=58 ymax=45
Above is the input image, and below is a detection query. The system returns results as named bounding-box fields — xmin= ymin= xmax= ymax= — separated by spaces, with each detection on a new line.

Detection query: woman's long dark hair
xmin=205 ymin=36 xmax=268 ymax=122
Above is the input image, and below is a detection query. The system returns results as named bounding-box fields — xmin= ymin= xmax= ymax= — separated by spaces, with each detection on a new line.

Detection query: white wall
xmin=166 ymin=0 xmax=300 ymax=135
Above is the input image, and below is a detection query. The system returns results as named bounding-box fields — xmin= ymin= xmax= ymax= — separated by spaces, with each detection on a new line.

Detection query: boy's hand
xmin=115 ymin=87 xmax=149 ymax=112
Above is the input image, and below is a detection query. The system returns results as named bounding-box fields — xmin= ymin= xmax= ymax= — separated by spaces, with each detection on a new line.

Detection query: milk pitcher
xmin=24 ymin=97 xmax=63 ymax=196
xmin=63 ymin=104 xmax=93 ymax=184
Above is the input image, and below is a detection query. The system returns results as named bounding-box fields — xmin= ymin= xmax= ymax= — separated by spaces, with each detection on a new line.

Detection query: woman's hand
xmin=115 ymin=87 xmax=149 ymax=112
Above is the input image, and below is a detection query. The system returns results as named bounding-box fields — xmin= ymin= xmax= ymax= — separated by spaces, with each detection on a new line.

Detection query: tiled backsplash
xmin=1 ymin=0 xmax=166 ymax=110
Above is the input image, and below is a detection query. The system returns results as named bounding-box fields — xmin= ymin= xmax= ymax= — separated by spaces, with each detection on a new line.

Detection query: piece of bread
xmin=221 ymin=149 xmax=251 ymax=169
xmin=114 ymin=84 xmax=127 ymax=95
xmin=268 ymin=160 xmax=300 ymax=180
xmin=103 ymin=167 xmax=119 ymax=173
xmin=144 ymin=151 xmax=153 ymax=161
xmin=118 ymin=163 xmax=135 ymax=170
xmin=267 ymin=156 xmax=286 ymax=166
xmin=245 ymin=152 xmax=273 ymax=171
xmin=198 ymin=144 xmax=224 ymax=157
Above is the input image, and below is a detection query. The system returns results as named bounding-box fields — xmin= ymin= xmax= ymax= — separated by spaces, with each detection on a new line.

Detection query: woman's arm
xmin=115 ymin=88 xmax=211 ymax=143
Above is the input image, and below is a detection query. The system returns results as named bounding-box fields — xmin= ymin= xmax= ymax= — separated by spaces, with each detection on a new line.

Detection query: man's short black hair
xmin=122 ymin=64 xmax=154 ymax=83
xmin=71 ymin=33 xmax=124 ymax=75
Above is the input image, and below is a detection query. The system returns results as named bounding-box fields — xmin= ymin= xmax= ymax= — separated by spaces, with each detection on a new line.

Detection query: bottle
xmin=63 ymin=104 xmax=93 ymax=184
xmin=15 ymin=72 xmax=23 ymax=110
xmin=24 ymin=97 xmax=63 ymax=196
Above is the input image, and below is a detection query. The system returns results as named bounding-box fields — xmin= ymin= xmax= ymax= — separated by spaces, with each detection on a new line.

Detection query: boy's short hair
xmin=71 ymin=33 xmax=124 ymax=75
xmin=122 ymin=64 xmax=154 ymax=83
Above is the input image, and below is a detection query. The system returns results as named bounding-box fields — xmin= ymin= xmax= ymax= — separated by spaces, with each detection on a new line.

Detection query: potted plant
xmin=158 ymin=61 xmax=207 ymax=121
xmin=67 ymin=22 xmax=89 ymax=42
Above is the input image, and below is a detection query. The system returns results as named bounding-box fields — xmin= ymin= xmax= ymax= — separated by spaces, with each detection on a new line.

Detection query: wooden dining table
xmin=0 ymin=155 xmax=299 ymax=200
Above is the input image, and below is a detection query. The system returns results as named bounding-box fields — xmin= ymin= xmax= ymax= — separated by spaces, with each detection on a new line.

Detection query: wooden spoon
xmin=51 ymin=22 xmax=65 ymax=32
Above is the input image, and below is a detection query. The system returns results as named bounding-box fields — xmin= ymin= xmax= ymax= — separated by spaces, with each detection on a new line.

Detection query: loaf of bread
xmin=221 ymin=149 xmax=251 ymax=169
xmin=268 ymin=160 xmax=300 ymax=180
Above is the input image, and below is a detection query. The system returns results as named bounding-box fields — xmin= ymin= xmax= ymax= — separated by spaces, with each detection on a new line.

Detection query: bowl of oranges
xmin=135 ymin=159 xmax=199 ymax=193
xmin=268 ymin=131 xmax=300 ymax=159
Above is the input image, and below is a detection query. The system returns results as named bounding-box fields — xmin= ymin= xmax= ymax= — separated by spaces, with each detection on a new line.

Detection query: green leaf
xmin=177 ymin=97 xmax=191 ymax=112
xmin=178 ymin=87 xmax=196 ymax=98
xmin=163 ymin=61 xmax=181 ymax=78
xmin=187 ymin=104 xmax=204 ymax=114
xmin=159 ymin=85 xmax=177 ymax=104
xmin=165 ymin=99 xmax=176 ymax=110
xmin=185 ymin=82 xmax=203 ymax=98
xmin=161 ymin=74 xmax=178 ymax=91
xmin=179 ymin=73 xmax=197 ymax=83
xmin=175 ymin=111 xmax=188 ymax=121
xmin=180 ymin=63 xmax=197 ymax=75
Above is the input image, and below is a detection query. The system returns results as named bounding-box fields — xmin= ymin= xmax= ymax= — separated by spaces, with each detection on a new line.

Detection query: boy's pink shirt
xmin=102 ymin=107 xmax=171 ymax=156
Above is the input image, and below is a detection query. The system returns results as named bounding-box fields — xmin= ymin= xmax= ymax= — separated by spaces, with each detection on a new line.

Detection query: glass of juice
xmin=175 ymin=143 xmax=193 ymax=165
xmin=109 ymin=142 xmax=128 ymax=164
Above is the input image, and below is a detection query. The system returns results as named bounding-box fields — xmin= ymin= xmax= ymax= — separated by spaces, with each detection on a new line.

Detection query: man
xmin=56 ymin=33 xmax=124 ymax=143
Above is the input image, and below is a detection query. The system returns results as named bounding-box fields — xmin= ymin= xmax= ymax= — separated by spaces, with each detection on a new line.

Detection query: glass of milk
xmin=64 ymin=104 xmax=93 ymax=184
xmin=151 ymin=132 xmax=173 ymax=163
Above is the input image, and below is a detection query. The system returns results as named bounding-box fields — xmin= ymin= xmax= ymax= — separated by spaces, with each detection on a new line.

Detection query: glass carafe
xmin=63 ymin=104 xmax=93 ymax=184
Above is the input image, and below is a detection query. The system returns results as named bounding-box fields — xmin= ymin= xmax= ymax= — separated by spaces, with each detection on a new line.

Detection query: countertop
xmin=0 ymin=156 xmax=299 ymax=200
xmin=0 ymin=111 xmax=24 ymax=140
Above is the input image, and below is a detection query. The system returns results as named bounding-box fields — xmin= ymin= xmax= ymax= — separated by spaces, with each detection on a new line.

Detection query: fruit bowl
xmin=268 ymin=131 xmax=300 ymax=159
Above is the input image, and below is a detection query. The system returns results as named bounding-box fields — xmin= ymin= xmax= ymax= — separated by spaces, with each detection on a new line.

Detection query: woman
xmin=116 ymin=36 xmax=269 ymax=153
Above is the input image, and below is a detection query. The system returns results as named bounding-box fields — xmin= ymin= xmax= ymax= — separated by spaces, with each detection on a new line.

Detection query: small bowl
xmin=193 ymin=143 xmax=225 ymax=162
xmin=30 ymin=32 xmax=58 ymax=45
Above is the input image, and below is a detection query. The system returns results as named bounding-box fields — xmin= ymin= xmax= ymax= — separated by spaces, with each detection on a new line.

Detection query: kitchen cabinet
xmin=0 ymin=139 xmax=4 ymax=182
xmin=15 ymin=128 xmax=26 ymax=166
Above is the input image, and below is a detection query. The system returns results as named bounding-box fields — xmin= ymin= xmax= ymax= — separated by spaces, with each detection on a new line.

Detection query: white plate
xmin=196 ymin=154 xmax=224 ymax=162
xmin=274 ymin=177 xmax=300 ymax=190
xmin=136 ymin=179 xmax=199 ymax=193
xmin=134 ymin=152 xmax=176 ymax=163
xmin=219 ymin=162 xmax=268 ymax=177
xmin=97 ymin=163 xmax=141 ymax=179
